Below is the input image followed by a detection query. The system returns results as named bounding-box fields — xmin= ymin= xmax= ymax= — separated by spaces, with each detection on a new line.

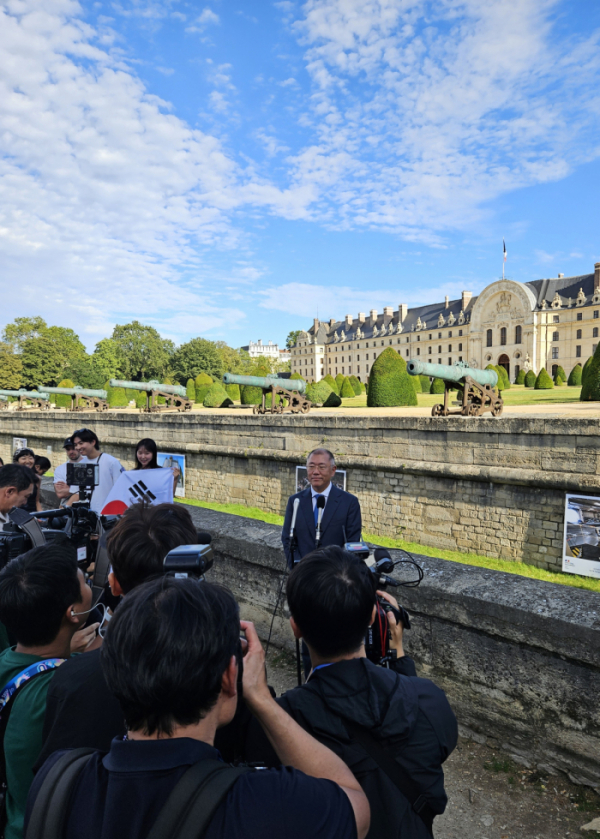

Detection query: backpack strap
xmin=146 ymin=759 xmax=252 ymax=839
xmin=25 ymin=748 xmax=97 ymax=839
xmin=344 ymin=720 xmax=436 ymax=836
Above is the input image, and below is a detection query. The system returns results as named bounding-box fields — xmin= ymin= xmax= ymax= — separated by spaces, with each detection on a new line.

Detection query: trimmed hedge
xmin=485 ymin=365 xmax=504 ymax=391
xmin=203 ymin=383 xmax=233 ymax=408
xmin=580 ymin=343 xmax=600 ymax=401
xmin=367 ymin=347 xmax=417 ymax=407
xmin=553 ymin=375 xmax=563 ymax=386
xmin=568 ymin=364 xmax=582 ymax=386
xmin=306 ymin=380 xmax=342 ymax=407
xmin=195 ymin=373 xmax=213 ymax=404
xmin=108 ymin=386 xmax=128 ymax=408
xmin=340 ymin=377 xmax=356 ymax=398
xmin=410 ymin=374 xmax=422 ymax=393
xmin=497 ymin=365 xmax=510 ymax=389
xmin=323 ymin=374 xmax=339 ymax=395
xmin=335 ymin=373 xmax=345 ymax=392
xmin=419 ymin=375 xmax=431 ymax=392
xmin=556 ymin=365 xmax=566 ymax=382
xmin=240 ymin=385 xmax=281 ymax=408
xmin=186 ymin=379 xmax=196 ymax=401
xmin=515 ymin=368 xmax=526 ymax=384
xmin=430 ymin=377 xmax=445 ymax=394
xmin=55 ymin=379 xmax=75 ymax=409
xmin=349 ymin=375 xmax=362 ymax=396
xmin=534 ymin=367 xmax=554 ymax=389
xmin=582 ymin=356 xmax=593 ymax=387
xmin=524 ymin=370 xmax=536 ymax=387
xmin=225 ymin=383 xmax=240 ymax=401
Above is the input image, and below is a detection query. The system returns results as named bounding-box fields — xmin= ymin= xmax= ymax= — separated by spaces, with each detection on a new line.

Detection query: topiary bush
xmin=419 ymin=375 xmax=431 ymax=392
xmin=524 ymin=370 xmax=536 ymax=387
xmin=240 ymin=384 xmax=263 ymax=405
xmin=335 ymin=373 xmax=345 ymax=392
xmin=534 ymin=367 xmax=554 ymax=389
xmin=54 ymin=379 xmax=75 ymax=409
xmin=568 ymin=364 xmax=582 ymax=386
xmin=203 ymin=383 xmax=233 ymax=408
xmin=340 ymin=377 xmax=356 ymax=398
xmin=497 ymin=365 xmax=510 ymax=389
xmin=186 ymin=378 xmax=196 ymax=401
xmin=323 ymin=374 xmax=339 ymax=395
xmin=580 ymin=343 xmax=600 ymax=401
xmin=349 ymin=375 xmax=362 ymax=396
xmin=195 ymin=373 xmax=213 ymax=404
xmin=485 ymin=365 xmax=504 ymax=391
xmin=410 ymin=374 xmax=422 ymax=393
xmin=582 ymin=356 xmax=593 ymax=387
xmin=306 ymin=380 xmax=341 ymax=407
xmin=556 ymin=365 xmax=566 ymax=382
xmin=225 ymin=382 xmax=240 ymax=401
xmin=290 ymin=372 xmax=305 ymax=382
xmin=430 ymin=377 xmax=445 ymax=394
xmin=553 ymin=374 xmax=563 ymax=386
xmin=108 ymin=386 xmax=128 ymax=408
xmin=515 ymin=369 xmax=526 ymax=384
xmin=366 ymin=347 xmax=417 ymax=407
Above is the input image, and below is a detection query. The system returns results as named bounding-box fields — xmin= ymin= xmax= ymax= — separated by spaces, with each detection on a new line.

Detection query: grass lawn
xmin=178 ymin=497 xmax=600 ymax=594
xmin=336 ymin=384 xmax=582 ymax=409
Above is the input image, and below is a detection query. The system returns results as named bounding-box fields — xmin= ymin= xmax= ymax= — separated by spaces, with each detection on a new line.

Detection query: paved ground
xmin=265 ymin=645 xmax=600 ymax=839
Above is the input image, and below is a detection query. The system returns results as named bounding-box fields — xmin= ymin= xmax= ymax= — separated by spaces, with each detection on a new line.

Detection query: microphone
xmin=289 ymin=498 xmax=300 ymax=544
xmin=373 ymin=547 xmax=394 ymax=574
xmin=196 ymin=531 xmax=212 ymax=545
xmin=315 ymin=495 xmax=326 ymax=546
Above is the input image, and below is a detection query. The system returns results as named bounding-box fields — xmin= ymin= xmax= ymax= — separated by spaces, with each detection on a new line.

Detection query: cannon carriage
xmin=38 ymin=386 xmax=109 ymax=412
xmin=222 ymin=373 xmax=312 ymax=415
xmin=109 ymin=380 xmax=193 ymax=413
xmin=0 ymin=389 xmax=50 ymax=411
xmin=407 ymin=360 xmax=503 ymax=418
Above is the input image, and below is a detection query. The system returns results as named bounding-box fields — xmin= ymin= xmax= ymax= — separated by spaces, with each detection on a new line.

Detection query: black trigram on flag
xmin=128 ymin=480 xmax=157 ymax=504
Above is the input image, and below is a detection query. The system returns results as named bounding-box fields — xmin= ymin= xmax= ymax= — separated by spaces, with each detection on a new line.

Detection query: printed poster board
xmin=12 ymin=437 xmax=27 ymax=453
xmin=563 ymin=493 xmax=600 ymax=578
xmin=157 ymin=452 xmax=186 ymax=498
xmin=296 ymin=466 xmax=346 ymax=494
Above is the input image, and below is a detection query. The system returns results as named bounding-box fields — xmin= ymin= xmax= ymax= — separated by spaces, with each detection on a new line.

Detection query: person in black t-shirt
xmin=27 ymin=576 xmax=370 ymax=839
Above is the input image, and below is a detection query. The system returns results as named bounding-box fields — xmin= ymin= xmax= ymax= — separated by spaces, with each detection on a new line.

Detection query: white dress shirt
xmin=311 ymin=482 xmax=333 ymax=514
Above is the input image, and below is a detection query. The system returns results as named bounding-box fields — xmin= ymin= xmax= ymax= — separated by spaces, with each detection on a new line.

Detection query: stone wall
xmin=186 ymin=505 xmax=600 ymax=790
xmin=3 ymin=410 xmax=600 ymax=571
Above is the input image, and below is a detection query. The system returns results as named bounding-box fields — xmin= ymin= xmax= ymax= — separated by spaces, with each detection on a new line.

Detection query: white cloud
xmin=186 ymin=7 xmax=219 ymax=33
xmin=281 ymin=0 xmax=600 ymax=240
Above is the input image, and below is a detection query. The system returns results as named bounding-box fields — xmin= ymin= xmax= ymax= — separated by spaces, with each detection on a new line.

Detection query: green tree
xmin=194 ymin=373 xmax=213 ymax=404
xmin=534 ymin=367 xmax=554 ymax=389
xmin=349 ymin=375 xmax=362 ymax=396
xmin=90 ymin=338 xmax=124 ymax=381
xmin=53 ymin=379 xmax=75 ymax=408
xmin=225 ymin=382 xmax=241 ymax=401
xmin=170 ymin=337 xmax=222 ymax=381
xmin=430 ymin=377 xmax=445 ymax=394
xmin=64 ymin=357 xmax=107 ymax=389
xmin=1 ymin=317 xmax=47 ymax=352
xmin=580 ymin=343 xmax=600 ymax=401
xmin=111 ymin=321 xmax=174 ymax=381
xmin=215 ymin=342 xmax=253 ymax=376
xmin=367 ymin=347 xmax=417 ymax=407
xmin=306 ymin=380 xmax=341 ymax=407
xmin=340 ymin=377 xmax=355 ymax=398
xmin=0 ymin=343 xmax=23 ymax=390
xmin=323 ymin=374 xmax=339 ymax=395
xmin=410 ymin=374 xmax=422 ymax=393
xmin=419 ymin=375 xmax=431 ymax=392
xmin=496 ymin=365 xmax=510 ymax=389
xmin=556 ymin=365 xmax=566 ymax=381
xmin=335 ymin=373 xmax=345 ymax=392
xmin=286 ymin=330 xmax=302 ymax=349
xmin=203 ymin=383 xmax=233 ymax=408
xmin=485 ymin=364 xmax=505 ymax=392
xmin=582 ymin=356 xmax=593 ymax=386
xmin=567 ymin=364 xmax=582 ymax=386
xmin=108 ymin=386 xmax=129 ymax=408
xmin=21 ymin=327 xmax=86 ymax=388
xmin=553 ymin=374 xmax=563 ymax=386
xmin=515 ymin=369 xmax=526 ymax=384
xmin=524 ymin=370 xmax=536 ymax=387
xmin=186 ymin=379 xmax=196 ymax=401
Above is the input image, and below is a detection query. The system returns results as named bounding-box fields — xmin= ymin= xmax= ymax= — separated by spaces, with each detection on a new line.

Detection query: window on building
xmin=428 ymin=347 xmax=432 ymax=354
xmin=576 ymin=346 xmax=582 ymax=358
xmin=366 ymin=353 xmax=369 ymax=360
xmin=458 ymin=343 xmax=463 ymax=351
xmin=373 ymin=352 xmax=377 ymax=359
xmin=448 ymin=331 xmax=452 ymax=338
xmin=438 ymin=332 xmax=442 ymax=339
xmin=486 ymin=329 xmax=492 ymax=347
xmin=342 ymin=367 xmax=344 ymax=374
xmin=406 ymin=350 xmax=409 ymax=356
xmin=417 ymin=336 xmax=420 ymax=341
xmin=389 ymin=340 xmax=392 ymax=345
xmin=366 ymin=365 xmax=370 ymax=373
xmin=577 ymin=312 xmax=583 ymax=321
xmin=500 ymin=327 xmax=507 ymax=345
xmin=595 ymin=311 xmax=599 ymax=319
xmin=417 ymin=348 xmax=420 ymax=356
xmin=552 ymin=347 xmax=559 ymax=359
xmin=341 ymin=356 xmax=344 ymax=362
xmin=429 ymin=334 xmax=432 ymax=340
xmin=438 ymin=358 xmax=442 ymax=364
xmin=552 ymin=332 xmax=559 ymax=342
xmin=459 ymin=330 xmax=463 ymax=336
xmin=397 ymin=338 xmax=401 ymax=344
xmin=594 ymin=328 xmax=599 ymax=339
xmin=381 ymin=341 xmax=384 ymax=346
xmin=357 ymin=365 xmax=360 ymax=373
xmin=335 ymin=367 xmax=338 ymax=374
xmin=553 ymin=315 xmax=559 ymax=323
xmin=406 ymin=337 xmax=409 ymax=343
xmin=438 ymin=345 xmax=441 ymax=353
xmin=448 ymin=358 xmax=452 ymax=365
xmin=577 ymin=329 xmax=582 ymax=339
xmin=458 ymin=356 xmax=463 ymax=361
xmin=357 ymin=354 xmax=360 ymax=360
xmin=448 ymin=344 xmax=452 ymax=352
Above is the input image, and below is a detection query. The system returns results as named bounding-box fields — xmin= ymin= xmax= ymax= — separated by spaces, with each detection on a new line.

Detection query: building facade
xmin=290 ymin=263 xmax=600 ymax=383
xmin=242 ymin=339 xmax=290 ymax=363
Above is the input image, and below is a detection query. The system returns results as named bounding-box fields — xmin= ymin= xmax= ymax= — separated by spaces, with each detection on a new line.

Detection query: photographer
xmin=0 ymin=544 xmax=92 ymax=839
xmin=26 ymin=576 xmax=370 ymax=839
xmin=245 ymin=546 xmax=457 ymax=839
xmin=36 ymin=503 xmax=229 ymax=766
xmin=53 ymin=438 xmax=82 ymax=506
xmin=0 ymin=466 xmax=35 ymax=532
xmin=71 ymin=429 xmax=123 ymax=513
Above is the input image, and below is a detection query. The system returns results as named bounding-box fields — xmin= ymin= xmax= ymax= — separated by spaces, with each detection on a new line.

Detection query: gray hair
xmin=306 ymin=448 xmax=336 ymax=466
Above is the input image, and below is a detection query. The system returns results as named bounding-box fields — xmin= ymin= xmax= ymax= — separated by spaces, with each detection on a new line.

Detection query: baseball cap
xmin=62 ymin=437 xmax=74 ymax=448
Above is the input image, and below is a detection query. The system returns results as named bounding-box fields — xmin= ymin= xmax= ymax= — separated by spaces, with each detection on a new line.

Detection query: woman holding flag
xmin=133 ymin=438 xmax=180 ymax=496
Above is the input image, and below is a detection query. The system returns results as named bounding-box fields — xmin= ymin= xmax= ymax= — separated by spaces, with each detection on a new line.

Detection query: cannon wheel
xmin=431 ymin=403 xmax=444 ymax=417
xmin=491 ymin=400 xmax=503 ymax=417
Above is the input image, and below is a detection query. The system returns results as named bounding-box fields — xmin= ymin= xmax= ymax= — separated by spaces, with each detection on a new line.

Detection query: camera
xmin=163 ymin=532 xmax=213 ymax=578
xmin=66 ymin=462 xmax=99 ymax=503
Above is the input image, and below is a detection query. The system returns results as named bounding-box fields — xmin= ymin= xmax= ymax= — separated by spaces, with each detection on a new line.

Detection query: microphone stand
xmin=289 ymin=530 xmax=303 ymax=686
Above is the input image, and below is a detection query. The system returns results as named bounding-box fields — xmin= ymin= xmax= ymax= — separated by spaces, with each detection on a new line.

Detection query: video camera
xmin=66 ymin=461 xmax=99 ymax=504
xmin=345 ymin=538 xmax=423 ymax=668
xmin=163 ymin=532 xmax=214 ymax=578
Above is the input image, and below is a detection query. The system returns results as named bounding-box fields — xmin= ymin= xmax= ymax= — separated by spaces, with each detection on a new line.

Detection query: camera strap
xmin=343 ymin=719 xmax=436 ymax=836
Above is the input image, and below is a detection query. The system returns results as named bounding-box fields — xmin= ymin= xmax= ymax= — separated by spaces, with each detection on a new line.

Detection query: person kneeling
xmin=26 ymin=577 xmax=370 ymax=839
xmin=245 ymin=545 xmax=458 ymax=839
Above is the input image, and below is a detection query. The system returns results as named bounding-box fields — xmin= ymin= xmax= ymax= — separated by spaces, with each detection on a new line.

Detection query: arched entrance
xmin=498 ymin=354 xmax=510 ymax=380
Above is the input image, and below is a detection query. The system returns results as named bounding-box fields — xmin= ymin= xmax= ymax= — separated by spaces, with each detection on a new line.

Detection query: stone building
xmin=290 ymin=263 xmax=600 ymax=382
xmin=241 ymin=339 xmax=290 ymax=363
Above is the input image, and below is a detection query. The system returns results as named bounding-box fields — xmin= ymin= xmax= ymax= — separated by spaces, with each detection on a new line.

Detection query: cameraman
xmin=0 ymin=466 xmax=35 ymax=531
xmin=245 ymin=546 xmax=457 ymax=839
xmin=71 ymin=429 xmax=123 ymax=513
xmin=36 ymin=503 xmax=237 ymax=766
xmin=26 ymin=577 xmax=370 ymax=839
xmin=53 ymin=438 xmax=83 ymax=506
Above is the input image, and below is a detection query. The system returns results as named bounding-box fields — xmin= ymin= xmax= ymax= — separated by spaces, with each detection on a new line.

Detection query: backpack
xmin=25 ymin=749 xmax=252 ymax=839
xmin=0 ymin=659 xmax=65 ymax=836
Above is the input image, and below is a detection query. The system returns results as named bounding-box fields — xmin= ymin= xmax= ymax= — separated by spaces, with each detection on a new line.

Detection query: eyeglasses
xmin=307 ymin=464 xmax=331 ymax=471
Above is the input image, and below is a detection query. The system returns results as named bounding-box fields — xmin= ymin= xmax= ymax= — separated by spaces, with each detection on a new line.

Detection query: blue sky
xmin=1 ymin=0 xmax=599 ymax=351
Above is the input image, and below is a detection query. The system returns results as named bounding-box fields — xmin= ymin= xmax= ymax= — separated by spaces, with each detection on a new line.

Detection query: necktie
xmin=314 ymin=495 xmax=323 ymax=527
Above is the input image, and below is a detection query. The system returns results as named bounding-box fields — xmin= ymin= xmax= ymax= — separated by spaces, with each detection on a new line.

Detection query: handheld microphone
xmin=315 ymin=495 xmax=326 ymax=546
xmin=289 ymin=498 xmax=300 ymax=544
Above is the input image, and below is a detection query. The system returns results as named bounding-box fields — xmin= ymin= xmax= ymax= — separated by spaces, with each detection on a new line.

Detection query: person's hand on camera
xmin=376 ymin=590 xmax=405 ymax=657
xmin=240 ymin=620 xmax=271 ymax=712
xmin=54 ymin=481 xmax=71 ymax=500
xmin=70 ymin=622 xmax=100 ymax=654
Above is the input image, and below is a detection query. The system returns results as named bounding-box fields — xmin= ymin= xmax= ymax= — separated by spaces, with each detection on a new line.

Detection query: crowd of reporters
xmin=0 ymin=442 xmax=457 ymax=839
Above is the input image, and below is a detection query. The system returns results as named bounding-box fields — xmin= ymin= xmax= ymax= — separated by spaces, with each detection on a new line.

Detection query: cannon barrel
xmin=406 ymin=359 xmax=498 ymax=388
xmin=0 ymin=389 xmax=49 ymax=400
xmin=222 ymin=373 xmax=307 ymax=394
xmin=110 ymin=379 xmax=187 ymax=397
xmin=0 ymin=395 xmax=7 ymax=401
xmin=38 ymin=386 xmax=107 ymax=398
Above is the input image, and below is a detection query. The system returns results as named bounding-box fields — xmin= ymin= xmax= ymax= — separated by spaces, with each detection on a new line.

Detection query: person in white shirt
xmin=54 ymin=437 xmax=84 ymax=506
xmin=71 ymin=428 xmax=124 ymax=514
xmin=0 ymin=465 xmax=35 ymax=531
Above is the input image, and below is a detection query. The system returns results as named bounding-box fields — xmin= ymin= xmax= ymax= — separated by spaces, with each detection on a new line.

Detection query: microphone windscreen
xmin=316 ymin=495 xmax=326 ymax=509
xmin=196 ymin=531 xmax=212 ymax=545
xmin=373 ymin=547 xmax=391 ymax=562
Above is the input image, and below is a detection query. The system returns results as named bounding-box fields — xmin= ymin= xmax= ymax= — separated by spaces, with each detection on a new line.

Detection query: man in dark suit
xmin=282 ymin=448 xmax=362 ymax=568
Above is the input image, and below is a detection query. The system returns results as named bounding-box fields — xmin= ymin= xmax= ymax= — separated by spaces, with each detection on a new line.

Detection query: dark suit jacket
xmin=282 ymin=484 xmax=362 ymax=567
